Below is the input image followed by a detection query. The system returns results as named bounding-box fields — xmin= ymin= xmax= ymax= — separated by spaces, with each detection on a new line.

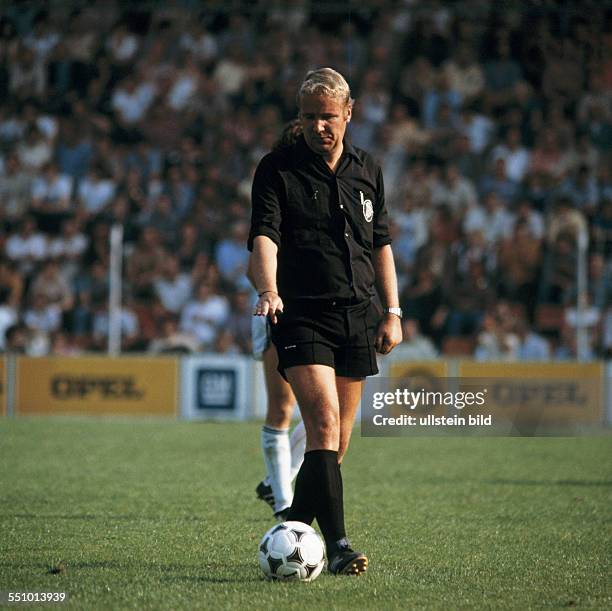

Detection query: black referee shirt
xmin=248 ymin=135 xmax=392 ymax=302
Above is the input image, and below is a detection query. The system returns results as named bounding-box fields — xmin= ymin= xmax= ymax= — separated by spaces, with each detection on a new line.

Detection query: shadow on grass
xmin=160 ymin=562 xmax=262 ymax=584
xmin=5 ymin=513 xmax=208 ymax=522
xmin=16 ymin=560 xmax=262 ymax=583
xmin=485 ymin=479 xmax=612 ymax=487
xmin=161 ymin=574 xmax=263 ymax=584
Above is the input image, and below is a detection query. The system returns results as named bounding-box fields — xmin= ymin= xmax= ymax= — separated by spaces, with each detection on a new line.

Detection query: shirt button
xmin=345 ymin=232 xmax=349 ymax=238
xmin=332 ymin=301 xmax=336 ymax=306
xmin=339 ymin=204 xmax=344 ymax=209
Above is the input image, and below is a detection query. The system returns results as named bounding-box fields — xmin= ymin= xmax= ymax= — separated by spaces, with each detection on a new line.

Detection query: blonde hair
xmin=298 ymin=67 xmax=354 ymax=108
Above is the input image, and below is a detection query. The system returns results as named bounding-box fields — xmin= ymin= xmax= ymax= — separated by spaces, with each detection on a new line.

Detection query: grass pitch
xmin=1 ymin=418 xmax=611 ymax=610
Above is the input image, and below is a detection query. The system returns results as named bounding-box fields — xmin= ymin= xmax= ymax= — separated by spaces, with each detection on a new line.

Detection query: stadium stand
xmin=0 ymin=1 xmax=610 ymax=359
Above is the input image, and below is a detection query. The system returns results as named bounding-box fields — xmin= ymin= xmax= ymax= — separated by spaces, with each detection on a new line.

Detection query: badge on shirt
xmin=360 ymin=190 xmax=374 ymax=222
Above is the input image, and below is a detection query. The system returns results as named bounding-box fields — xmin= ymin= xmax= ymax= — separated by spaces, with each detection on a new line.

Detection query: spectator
xmin=31 ymin=161 xmax=72 ymax=212
xmin=9 ymin=45 xmax=46 ymax=100
xmin=554 ymin=324 xmax=594 ymax=361
xmin=213 ymin=328 xmax=241 ymax=355
xmin=4 ymin=323 xmax=30 ymax=354
xmin=457 ymin=104 xmax=494 ymax=155
xmin=0 ymin=153 xmax=33 ymax=225
xmin=558 ymin=165 xmax=599 ymax=215
xmin=0 ymin=260 xmax=22 ymax=349
xmin=442 ymin=44 xmax=484 ymax=104
xmin=463 ymin=191 xmax=513 ymax=244
xmin=29 ymin=259 xmax=74 ymax=312
xmin=444 ymin=259 xmax=496 ymax=336
xmin=5 ymin=216 xmax=47 ymax=275
xmin=24 ymin=293 xmax=62 ymax=335
xmin=180 ymin=281 xmax=229 ymax=350
xmin=138 ymin=194 xmax=180 ymax=246
xmin=176 ymin=222 xmax=210 ymax=272
xmin=516 ymin=319 xmax=551 ymax=361
xmin=490 ymin=127 xmax=530 ymax=183
xmin=31 ymin=161 xmax=73 ymax=232
xmin=71 ymin=260 xmax=108 ymax=339
xmin=55 ymin=119 xmax=94 ymax=181
xmin=16 ymin=124 xmax=52 ymax=171
xmin=111 ymin=74 xmax=157 ymax=127
xmin=511 ymin=199 xmax=544 ymax=240
xmin=497 ymin=219 xmax=542 ymax=306
xmin=49 ymin=329 xmax=81 ymax=356
xmin=431 ymin=163 xmax=477 ymax=214
xmin=153 ymin=254 xmax=192 ymax=314
xmin=529 ymin=128 xmax=569 ymax=180
xmin=422 ymin=72 xmax=461 ymax=130
xmin=214 ymin=220 xmax=249 ymax=287
xmin=546 ymin=197 xmax=588 ymax=245
xmin=0 ymin=260 xmax=23 ymax=309
xmin=148 ymin=315 xmax=200 ymax=354
xmin=479 ymin=158 xmax=520 ymax=205
xmin=474 ymin=310 xmax=520 ymax=362
xmin=91 ymin=294 xmax=142 ymax=352
xmin=77 ymin=164 xmax=116 ymax=218
xmin=483 ymin=36 xmax=523 ymax=111
xmin=126 ymin=226 xmax=166 ymax=300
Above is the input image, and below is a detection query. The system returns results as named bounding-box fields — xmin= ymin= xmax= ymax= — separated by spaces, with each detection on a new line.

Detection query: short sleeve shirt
xmin=249 ymin=135 xmax=391 ymax=302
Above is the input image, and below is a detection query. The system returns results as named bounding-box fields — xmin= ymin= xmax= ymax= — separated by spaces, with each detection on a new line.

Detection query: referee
xmin=248 ymin=68 xmax=402 ymax=575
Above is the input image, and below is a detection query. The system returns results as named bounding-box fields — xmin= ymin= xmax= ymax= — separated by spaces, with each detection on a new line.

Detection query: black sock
xmin=288 ymin=449 xmax=346 ymax=552
xmin=286 ymin=453 xmax=316 ymax=525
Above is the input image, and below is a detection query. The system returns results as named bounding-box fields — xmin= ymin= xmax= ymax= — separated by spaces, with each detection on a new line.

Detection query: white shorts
xmin=252 ymin=314 xmax=271 ymax=361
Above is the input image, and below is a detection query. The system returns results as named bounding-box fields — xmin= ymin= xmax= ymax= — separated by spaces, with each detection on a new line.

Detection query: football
xmin=258 ymin=521 xmax=326 ymax=581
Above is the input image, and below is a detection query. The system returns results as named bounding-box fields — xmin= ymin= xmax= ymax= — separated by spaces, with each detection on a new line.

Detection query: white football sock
xmin=261 ymin=425 xmax=293 ymax=513
xmin=289 ymin=420 xmax=307 ymax=482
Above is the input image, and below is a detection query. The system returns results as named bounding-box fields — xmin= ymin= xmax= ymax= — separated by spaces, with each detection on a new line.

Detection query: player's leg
xmin=289 ymin=419 xmax=306 ymax=480
xmin=260 ymin=343 xmax=296 ymax=518
xmin=336 ymin=376 xmax=364 ymax=464
xmin=285 ymin=364 xmax=367 ymax=575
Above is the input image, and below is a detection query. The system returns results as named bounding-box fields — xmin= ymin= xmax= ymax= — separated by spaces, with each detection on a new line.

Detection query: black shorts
xmin=270 ymin=298 xmax=381 ymax=379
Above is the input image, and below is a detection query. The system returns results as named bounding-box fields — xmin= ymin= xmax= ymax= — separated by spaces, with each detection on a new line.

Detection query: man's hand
xmin=254 ymin=291 xmax=284 ymax=324
xmin=375 ymin=313 xmax=403 ymax=355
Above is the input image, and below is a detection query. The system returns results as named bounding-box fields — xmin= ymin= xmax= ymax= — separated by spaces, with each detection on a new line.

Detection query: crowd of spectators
xmin=0 ymin=1 xmax=611 ymax=360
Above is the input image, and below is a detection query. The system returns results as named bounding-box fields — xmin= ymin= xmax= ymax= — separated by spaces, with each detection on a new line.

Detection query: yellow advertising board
xmin=389 ymin=360 xmax=449 ymax=380
xmin=457 ymin=361 xmax=603 ymax=425
xmin=0 ymin=357 xmax=5 ymax=416
xmin=16 ymin=356 xmax=178 ymax=416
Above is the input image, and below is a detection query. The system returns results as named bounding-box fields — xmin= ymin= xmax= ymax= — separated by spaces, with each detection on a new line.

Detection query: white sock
xmin=261 ymin=425 xmax=293 ymax=513
xmin=289 ymin=420 xmax=307 ymax=482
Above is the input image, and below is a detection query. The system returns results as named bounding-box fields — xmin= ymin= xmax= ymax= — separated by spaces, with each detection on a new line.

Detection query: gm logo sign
xmin=196 ymin=369 xmax=236 ymax=411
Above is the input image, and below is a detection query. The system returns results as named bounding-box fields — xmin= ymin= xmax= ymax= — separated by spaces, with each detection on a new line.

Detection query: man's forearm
xmin=249 ymin=235 xmax=279 ymax=294
xmin=373 ymin=244 xmax=400 ymax=307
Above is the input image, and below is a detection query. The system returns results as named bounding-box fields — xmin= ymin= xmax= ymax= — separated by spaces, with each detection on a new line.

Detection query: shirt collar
xmin=342 ymin=138 xmax=363 ymax=165
xmin=294 ymin=134 xmax=364 ymax=167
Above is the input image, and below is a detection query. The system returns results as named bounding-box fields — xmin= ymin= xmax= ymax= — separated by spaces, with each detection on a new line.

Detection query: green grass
xmin=1 ymin=419 xmax=611 ymax=610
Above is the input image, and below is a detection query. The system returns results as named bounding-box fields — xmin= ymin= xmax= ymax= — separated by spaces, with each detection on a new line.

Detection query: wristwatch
xmin=384 ymin=307 xmax=403 ymax=318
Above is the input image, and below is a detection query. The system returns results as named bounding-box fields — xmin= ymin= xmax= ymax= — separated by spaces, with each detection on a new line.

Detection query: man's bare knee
xmin=305 ymin=410 xmax=339 ymax=450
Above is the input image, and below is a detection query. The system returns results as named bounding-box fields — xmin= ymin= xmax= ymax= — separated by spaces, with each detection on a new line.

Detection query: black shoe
xmin=327 ymin=539 xmax=368 ymax=576
xmin=255 ymin=481 xmax=275 ymax=511
xmin=274 ymin=507 xmax=290 ymax=522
